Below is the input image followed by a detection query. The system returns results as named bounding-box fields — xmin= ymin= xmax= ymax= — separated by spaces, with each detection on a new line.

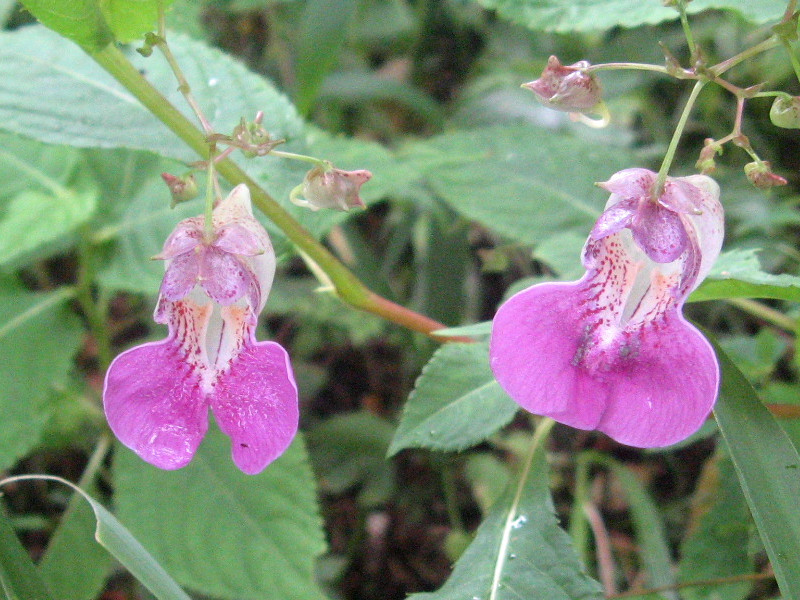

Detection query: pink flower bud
xmin=744 ymin=161 xmax=787 ymax=189
xmin=522 ymin=56 xmax=602 ymax=114
xmin=292 ymin=162 xmax=372 ymax=211
xmin=695 ymin=138 xmax=721 ymax=175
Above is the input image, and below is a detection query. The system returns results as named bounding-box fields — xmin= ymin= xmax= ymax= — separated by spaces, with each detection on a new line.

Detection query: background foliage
xmin=1 ymin=1 xmax=800 ymax=600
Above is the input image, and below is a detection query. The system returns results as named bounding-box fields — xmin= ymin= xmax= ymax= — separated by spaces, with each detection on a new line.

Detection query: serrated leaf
xmin=0 ymin=505 xmax=56 ymax=600
xmin=712 ymin=341 xmax=800 ymax=600
xmin=0 ymin=284 xmax=83 ymax=469
xmin=0 ymin=26 xmax=357 ymax=244
xmin=690 ymin=248 xmax=800 ymax=302
xmin=389 ymin=342 xmax=518 ymax=455
xmin=410 ymin=422 xmax=603 ymax=600
xmin=403 ymin=125 xmax=635 ymax=246
xmin=114 ymin=427 xmax=327 ymax=600
xmin=472 ymin=0 xmax=785 ymax=33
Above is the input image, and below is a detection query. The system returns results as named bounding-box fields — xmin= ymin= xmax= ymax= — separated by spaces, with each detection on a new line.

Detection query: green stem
xmin=654 ymin=80 xmax=705 ymax=197
xmin=88 ymin=43 xmax=453 ymax=338
xmin=77 ymin=229 xmax=113 ymax=371
xmin=203 ymin=151 xmax=216 ymax=241
xmin=677 ymin=1 xmax=697 ymax=60
xmin=569 ymin=452 xmax=593 ymax=565
xmin=780 ymin=37 xmax=800 ymax=86
xmin=727 ymin=297 xmax=797 ymax=333
xmin=584 ymin=62 xmax=670 ymax=75
xmin=710 ymin=36 xmax=780 ymax=77
xmin=270 ymin=149 xmax=327 ymax=167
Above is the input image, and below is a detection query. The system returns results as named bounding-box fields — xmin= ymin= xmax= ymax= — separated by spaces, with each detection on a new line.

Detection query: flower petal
xmin=590 ymin=197 xmax=636 ymax=240
xmin=103 ymin=301 xmax=213 ymax=470
xmin=630 ymin=200 xmax=688 ymax=263
xmin=160 ymin=250 xmax=201 ymax=302
xmin=597 ymin=168 xmax=654 ymax=200
xmin=660 ymin=178 xmax=704 ymax=214
xmin=597 ymin=312 xmax=718 ymax=446
xmin=211 ymin=317 xmax=298 ymax=475
xmin=490 ymin=281 xmax=609 ymax=430
xmin=200 ymin=246 xmax=257 ymax=306
xmin=154 ymin=218 xmax=203 ymax=260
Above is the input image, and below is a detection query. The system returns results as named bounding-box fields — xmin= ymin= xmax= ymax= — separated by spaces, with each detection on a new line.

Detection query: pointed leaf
xmin=409 ymin=421 xmax=603 ymax=600
xmin=0 ymin=505 xmax=55 ymax=600
xmin=713 ymin=341 xmax=800 ymax=600
xmin=17 ymin=0 xmax=113 ymax=50
xmin=690 ymin=248 xmax=800 ymax=302
xmin=114 ymin=427 xmax=327 ymax=600
xmin=389 ymin=342 xmax=518 ymax=456
xmin=0 ymin=475 xmax=191 ymax=600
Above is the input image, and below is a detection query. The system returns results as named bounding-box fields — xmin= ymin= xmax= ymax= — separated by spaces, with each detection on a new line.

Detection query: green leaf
xmin=471 ymin=0 xmax=785 ymax=33
xmin=100 ymin=0 xmax=176 ymax=43
xmin=306 ymin=411 xmax=396 ymax=507
xmin=114 ymin=427 xmax=327 ymax=600
xmin=389 ymin=342 xmax=519 ymax=456
xmin=0 ymin=284 xmax=83 ymax=469
xmin=0 ymin=135 xmax=97 ymax=268
xmin=690 ymin=248 xmax=800 ymax=302
xmin=18 ymin=0 xmax=113 ymax=51
xmin=402 ymin=125 xmax=635 ymax=246
xmin=433 ymin=321 xmax=493 ymax=340
xmin=0 ymin=475 xmax=192 ymax=600
xmin=38 ymin=490 xmax=114 ymax=600
xmin=0 ymin=26 xmax=354 ymax=245
xmin=0 ymin=505 xmax=56 ymax=600
xmin=294 ymin=0 xmax=359 ymax=115
xmin=712 ymin=341 xmax=800 ymax=600
xmin=678 ymin=451 xmax=754 ymax=600
xmin=410 ymin=421 xmax=604 ymax=600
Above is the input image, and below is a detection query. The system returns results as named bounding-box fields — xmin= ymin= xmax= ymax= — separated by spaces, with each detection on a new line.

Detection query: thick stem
xmin=88 ymin=43 xmax=452 ymax=337
xmin=654 ymin=80 xmax=705 ymax=197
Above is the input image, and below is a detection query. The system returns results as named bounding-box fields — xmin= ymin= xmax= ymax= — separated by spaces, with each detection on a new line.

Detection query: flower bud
xmin=161 ymin=172 xmax=199 ymax=207
xmin=695 ymin=138 xmax=721 ymax=174
xmin=770 ymin=96 xmax=800 ymax=129
xmin=744 ymin=161 xmax=787 ymax=189
xmin=522 ymin=56 xmax=602 ymax=114
xmin=232 ymin=113 xmax=283 ymax=157
xmin=291 ymin=162 xmax=372 ymax=211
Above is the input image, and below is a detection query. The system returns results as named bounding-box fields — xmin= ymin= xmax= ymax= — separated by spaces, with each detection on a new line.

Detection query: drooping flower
xmin=291 ymin=161 xmax=372 ymax=211
xmin=523 ymin=56 xmax=602 ymax=114
xmin=103 ymin=184 xmax=298 ymax=474
xmin=490 ymin=168 xmax=724 ymax=447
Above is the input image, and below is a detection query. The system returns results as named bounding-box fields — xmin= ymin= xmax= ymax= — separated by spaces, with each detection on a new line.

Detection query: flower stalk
xmin=88 ymin=43 xmax=453 ymax=339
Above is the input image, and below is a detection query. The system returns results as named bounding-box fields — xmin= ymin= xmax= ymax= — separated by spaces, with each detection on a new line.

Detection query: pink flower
xmin=523 ymin=56 xmax=602 ymax=114
xmin=103 ymin=185 xmax=298 ymax=474
xmin=490 ymin=169 xmax=724 ymax=447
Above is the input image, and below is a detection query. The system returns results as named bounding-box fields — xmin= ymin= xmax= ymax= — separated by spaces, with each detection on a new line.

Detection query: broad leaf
xmin=0 ymin=284 xmax=83 ymax=469
xmin=471 ymin=0 xmax=785 ymax=33
xmin=0 ymin=134 xmax=97 ymax=269
xmin=0 ymin=505 xmax=56 ymax=600
xmin=713 ymin=342 xmax=800 ymax=600
xmin=0 ymin=26 xmax=360 ymax=244
xmin=389 ymin=342 xmax=519 ymax=455
xmin=410 ymin=422 xmax=604 ymax=600
xmin=403 ymin=124 xmax=635 ymax=246
xmin=690 ymin=248 xmax=800 ymax=302
xmin=114 ymin=428 xmax=327 ymax=600
xmin=18 ymin=0 xmax=113 ymax=50
xmin=1 ymin=475 xmax=192 ymax=600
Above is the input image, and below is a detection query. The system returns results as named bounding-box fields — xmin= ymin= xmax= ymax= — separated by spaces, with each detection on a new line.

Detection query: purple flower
xmin=490 ymin=169 xmax=724 ymax=447
xmin=103 ymin=184 xmax=298 ymax=474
